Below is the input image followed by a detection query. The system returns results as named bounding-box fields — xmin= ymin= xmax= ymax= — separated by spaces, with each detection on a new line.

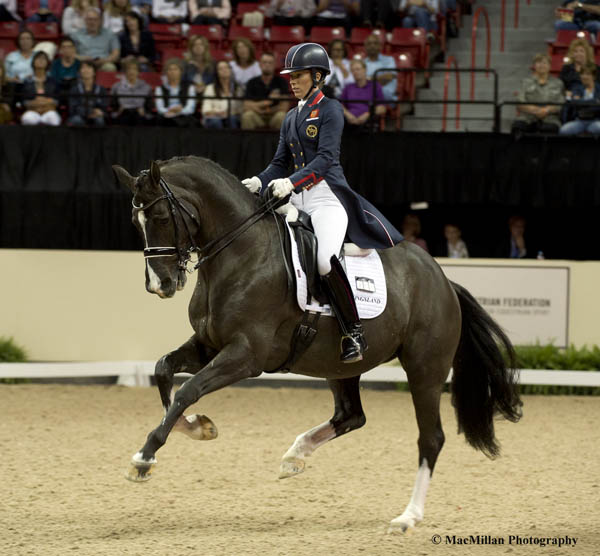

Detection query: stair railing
xmin=442 ymin=56 xmax=461 ymax=131
xmin=471 ymin=6 xmax=491 ymax=100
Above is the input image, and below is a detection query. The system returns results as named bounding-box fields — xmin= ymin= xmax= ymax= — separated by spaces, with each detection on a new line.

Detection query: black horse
xmin=113 ymin=156 xmax=522 ymax=532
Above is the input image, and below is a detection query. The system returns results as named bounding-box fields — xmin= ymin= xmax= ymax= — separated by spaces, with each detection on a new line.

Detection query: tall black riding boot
xmin=321 ymin=255 xmax=367 ymax=363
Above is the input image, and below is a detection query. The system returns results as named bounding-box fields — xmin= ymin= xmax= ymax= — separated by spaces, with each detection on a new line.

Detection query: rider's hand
xmin=269 ymin=178 xmax=294 ymax=199
xmin=242 ymin=176 xmax=262 ymax=194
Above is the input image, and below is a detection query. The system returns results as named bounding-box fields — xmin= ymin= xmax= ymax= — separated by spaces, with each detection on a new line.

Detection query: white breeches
xmin=21 ymin=110 xmax=61 ymax=126
xmin=290 ymin=180 xmax=348 ymax=275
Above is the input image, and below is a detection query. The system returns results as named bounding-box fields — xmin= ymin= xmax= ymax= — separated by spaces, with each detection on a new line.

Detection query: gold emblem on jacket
xmin=306 ymin=124 xmax=318 ymax=138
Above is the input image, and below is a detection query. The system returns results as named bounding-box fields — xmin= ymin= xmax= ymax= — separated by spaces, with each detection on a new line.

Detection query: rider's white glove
xmin=269 ymin=178 xmax=294 ymax=199
xmin=242 ymin=176 xmax=262 ymax=194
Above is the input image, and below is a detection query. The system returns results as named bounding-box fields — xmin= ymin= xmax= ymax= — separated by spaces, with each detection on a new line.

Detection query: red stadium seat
xmin=0 ymin=21 xmax=19 ymax=39
xmin=0 ymin=39 xmax=15 ymax=55
xmin=188 ymin=24 xmax=224 ymax=48
xmin=394 ymin=52 xmax=416 ymax=101
xmin=310 ymin=26 xmax=345 ymax=47
xmin=25 ymin=22 xmax=59 ymax=41
xmin=148 ymin=23 xmax=184 ymax=49
xmin=389 ymin=27 xmax=429 ymax=68
xmin=547 ymin=30 xmax=593 ymax=56
xmin=350 ymin=27 xmax=384 ymax=50
xmin=159 ymin=48 xmax=186 ymax=70
xmin=212 ymin=47 xmax=234 ymax=62
xmin=228 ymin=23 xmax=265 ymax=48
xmin=96 ymin=71 xmax=120 ymax=89
xmin=140 ymin=72 xmax=162 ymax=88
xmin=269 ymin=25 xmax=305 ymax=51
xmin=235 ymin=2 xmax=267 ymax=24
xmin=550 ymin=53 xmax=570 ymax=76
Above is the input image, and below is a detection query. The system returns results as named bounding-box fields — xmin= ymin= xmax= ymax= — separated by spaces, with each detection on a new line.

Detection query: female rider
xmin=242 ymin=42 xmax=403 ymax=364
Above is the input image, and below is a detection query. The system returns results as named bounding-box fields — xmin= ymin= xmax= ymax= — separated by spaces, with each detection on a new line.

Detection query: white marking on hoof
xmin=174 ymin=414 xmax=218 ymax=440
xmin=126 ymin=452 xmax=157 ymax=482
xmin=388 ymin=458 xmax=431 ymax=533
xmin=279 ymin=457 xmax=306 ymax=479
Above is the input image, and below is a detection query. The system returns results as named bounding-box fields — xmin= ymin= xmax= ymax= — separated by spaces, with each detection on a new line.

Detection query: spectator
xmin=401 ymin=213 xmax=429 ymax=252
xmin=183 ymin=35 xmax=215 ymax=96
xmin=49 ymin=37 xmax=81 ymax=97
xmin=438 ymin=223 xmax=469 ymax=258
xmin=363 ymin=32 xmax=397 ymax=101
xmin=396 ymin=0 xmax=440 ymax=38
xmin=5 ymin=30 xmax=36 ymax=83
xmin=25 ymin=0 xmax=63 ymax=22
xmin=0 ymin=61 xmax=15 ymax=124
xmin=67 ymin=60 xmax=108 ymax=125
xmin=560 ymin=63 xmax=600 ymax=134
xmin=111 ymin=58 xmax=152 ymax=125
xmin=267 ymin=0 xmax=315 ymax=28
xmin=151 ymin=0 xmax=187 ymax=23
xmin=559 ymin=38 xmax=599 ymax=91
xmin=241 ymin=51 xmax=289 ymax=130
xmin=72 ymin=8 xmax=120 ymax=71
xmin=103 ymin=0 xmax=131 ymax=34
xmin=339 ymin=58 xmax=385 ymax=129
xmin=21 ymin=51 xmax=61 ymax=125
xmin=0 ymin=0 xmax=21 ymax=21
xmin=495 ymin=215 xmax=534 ymax=258
xmin=323 ymin=38 xmax=353 ymax=98
xmin=119 ymin=10 xmax=156 ymax=71
xmin=313 ymin=0 xmax=361 ymax=35
xmin=554 ymin=1 xmax=600 ymax=37
xmin=230 ymin=37 xmax=260 ymax=92
xmin=155 ymin=58 xmax=197 ymax=126
xmin=130 ymin=0 xmax=151 ymax=26
xmin=62 ymin=0 xmax=99 ymax=36
xmin=512 ymin=53 xmax=564 ymax=134
xmin=188 ymin=0 xmax=231 ymax=26
xmin=361 ymin=0 xmax=391 ymax=28
xmin=202 ymin=59 xmax=242 ymax=128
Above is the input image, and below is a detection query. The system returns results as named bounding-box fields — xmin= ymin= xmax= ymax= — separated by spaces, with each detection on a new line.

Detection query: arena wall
xmin=1 ymin=249 xmax=599 ymax=361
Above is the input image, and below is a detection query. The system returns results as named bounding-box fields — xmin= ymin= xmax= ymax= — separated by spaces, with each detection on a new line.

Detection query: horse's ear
xmin=112 ymin=165 xmax=135 ymax=192
xmin=150 ymin=160 xmax=161 ymax=187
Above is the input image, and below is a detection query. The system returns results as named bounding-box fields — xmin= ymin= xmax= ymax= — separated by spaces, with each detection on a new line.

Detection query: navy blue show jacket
xmin=257 ymin=89 xmax=403 ymax=250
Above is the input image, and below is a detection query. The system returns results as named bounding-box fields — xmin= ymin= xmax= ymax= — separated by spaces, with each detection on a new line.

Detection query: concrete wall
xmin=1 ymin=250 xmax=598 ymax=361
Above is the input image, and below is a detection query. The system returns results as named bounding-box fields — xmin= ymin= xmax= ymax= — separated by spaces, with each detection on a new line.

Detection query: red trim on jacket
xmin=293 ymin=173 xmax=323 ymax=191
xmin=308 ymin=91 xmax=324 ymax=107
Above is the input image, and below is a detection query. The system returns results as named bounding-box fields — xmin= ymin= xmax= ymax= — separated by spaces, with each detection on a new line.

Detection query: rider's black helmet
xmin=280 ymin=42 xmax=331 ymax=80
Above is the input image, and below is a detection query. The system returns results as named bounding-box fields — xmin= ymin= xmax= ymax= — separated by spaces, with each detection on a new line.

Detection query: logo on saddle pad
xmin=355 ymin=276 xmax=376 ymax=293
xmin=306 ymin=124 xmax=318 ymax=138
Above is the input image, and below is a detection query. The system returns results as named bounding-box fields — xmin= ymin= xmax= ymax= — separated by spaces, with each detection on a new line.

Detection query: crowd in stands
xmin=510 ymin=2 xmax=600 ymax=135
xmin=3 ymin=0 xmax=600 ymax=135
xmin=401 ymin=213 xmax=544 ymax=259
xmin=0 ymin=0 xmax=464 ymax=129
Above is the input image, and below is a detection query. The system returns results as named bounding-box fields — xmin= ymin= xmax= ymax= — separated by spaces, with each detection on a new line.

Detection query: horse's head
xmin=113 ymin=161 xmax=198 ymax=298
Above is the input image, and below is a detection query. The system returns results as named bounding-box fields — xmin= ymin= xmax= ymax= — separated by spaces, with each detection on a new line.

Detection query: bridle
xmin=132 ymin=173 xmax=285 ymax=273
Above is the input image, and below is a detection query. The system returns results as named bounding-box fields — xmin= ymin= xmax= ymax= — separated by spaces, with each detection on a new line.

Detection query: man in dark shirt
xmin=241 ymin=51 xmax=290 ymax=130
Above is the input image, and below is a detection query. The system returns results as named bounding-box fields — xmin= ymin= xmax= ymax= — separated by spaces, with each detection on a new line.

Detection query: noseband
xmin=132 ymin=173 xmax=285 ymax=273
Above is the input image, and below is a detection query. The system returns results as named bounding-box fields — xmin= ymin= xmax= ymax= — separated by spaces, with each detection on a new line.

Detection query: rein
xmin=132 ymin=175 xmax=286 ymax=272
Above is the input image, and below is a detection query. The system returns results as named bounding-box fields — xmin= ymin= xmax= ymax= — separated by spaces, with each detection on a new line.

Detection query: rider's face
xmin=289 ymin=69 xmax=316 ymax=99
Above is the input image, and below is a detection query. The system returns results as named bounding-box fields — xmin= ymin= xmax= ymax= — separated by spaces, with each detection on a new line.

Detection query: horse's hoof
xmin=387 ymin=515 xmax=419 ymax=534
xmin=279 ymin=457 xmax=305 ymax=479
xmin=126 ymin=453 xmax=157 ymax=482
xmin=178 ymin=414 xmax=218 ymax=440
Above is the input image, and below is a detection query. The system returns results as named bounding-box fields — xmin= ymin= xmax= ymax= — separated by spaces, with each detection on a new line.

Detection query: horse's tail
xmin=450 ymin=281 xmax=523 ymax=458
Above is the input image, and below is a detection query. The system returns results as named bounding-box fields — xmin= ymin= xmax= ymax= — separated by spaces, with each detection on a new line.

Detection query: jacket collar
xmin=297 ymin=88 xmax=324 ymax=121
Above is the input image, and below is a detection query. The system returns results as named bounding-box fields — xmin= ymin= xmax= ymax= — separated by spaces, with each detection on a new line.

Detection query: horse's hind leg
xmin=388 ymin=339 xmax=452 ymax=533
xmin=155 ymin=336 xmax=217 ymax=441
xmin=279 ymin=375 xmax=365 ymax=478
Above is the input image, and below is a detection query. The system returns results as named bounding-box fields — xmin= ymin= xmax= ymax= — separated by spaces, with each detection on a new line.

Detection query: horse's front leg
xmin=127 ymin=334 xmax=261 ymax=481
xmin=279 ymin=375 xmax=366 ymax=478
xmin=155 ymin=336 xmax=217 ymax=441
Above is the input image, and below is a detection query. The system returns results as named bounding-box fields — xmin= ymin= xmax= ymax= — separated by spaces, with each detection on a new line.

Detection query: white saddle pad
xmin=286 ymin=223 xmax=387 ymax=319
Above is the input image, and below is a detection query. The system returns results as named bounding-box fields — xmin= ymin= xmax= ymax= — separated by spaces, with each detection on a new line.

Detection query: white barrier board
xmin=442 ymin=265 xmax=569 ymax=347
